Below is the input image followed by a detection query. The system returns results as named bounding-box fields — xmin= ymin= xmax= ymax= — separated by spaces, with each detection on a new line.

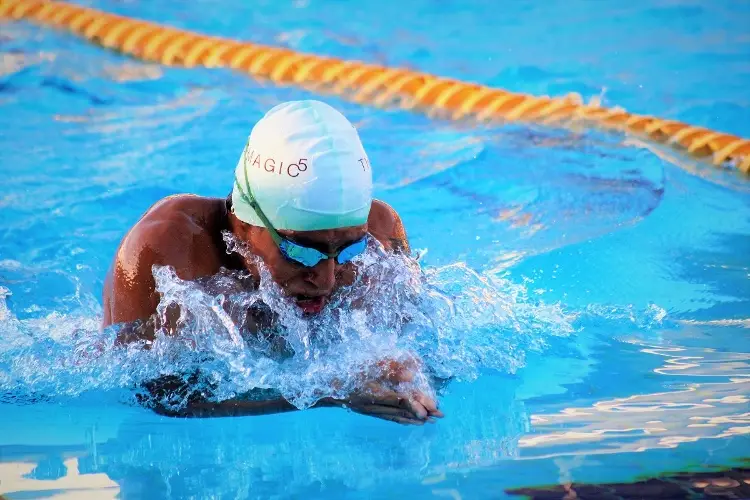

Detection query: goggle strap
xmin=234 ymin=166 xmax=283 ymax=247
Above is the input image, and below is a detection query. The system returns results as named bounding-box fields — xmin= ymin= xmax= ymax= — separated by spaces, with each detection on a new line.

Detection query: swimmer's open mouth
xmin=294 ymin=295 xmax=328 ymax=314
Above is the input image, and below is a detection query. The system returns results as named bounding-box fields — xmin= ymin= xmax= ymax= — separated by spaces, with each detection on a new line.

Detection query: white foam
xmin=0 ymin=238 xmax=575 ymax=411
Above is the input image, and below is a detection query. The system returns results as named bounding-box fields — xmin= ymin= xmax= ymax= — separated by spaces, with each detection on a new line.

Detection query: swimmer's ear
xmin=246 ymin=225 xmax=269 ymax=250
xmin=228 ymin=213 xmax=257 ymax=248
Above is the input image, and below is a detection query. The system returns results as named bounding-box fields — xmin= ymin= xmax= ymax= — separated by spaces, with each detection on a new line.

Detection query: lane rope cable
xmin=2 ymin=0 xmax=748 ymax=174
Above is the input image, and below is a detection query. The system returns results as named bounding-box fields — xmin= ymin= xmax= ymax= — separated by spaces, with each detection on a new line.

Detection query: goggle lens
xmin=278 ymin=237 xmax=368 ymax=267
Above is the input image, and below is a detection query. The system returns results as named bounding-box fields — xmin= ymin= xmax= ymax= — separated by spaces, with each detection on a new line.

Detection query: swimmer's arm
xmin=149 ymin=396 xmax=338 ymax=418
xmin=151 ymin=397 xmax=301 ymax=418
xmin=149 ymin=391 xmax=431 ymax=423
xmin=104 ymin=214 xmax=297 ymax=417
xmin=140 ymin=375 xmax=436 ymax=422
xmin=103 ymin=204 xmax=224 ymax=344
xmin=138 ymin=374 xmax=340 ymax=418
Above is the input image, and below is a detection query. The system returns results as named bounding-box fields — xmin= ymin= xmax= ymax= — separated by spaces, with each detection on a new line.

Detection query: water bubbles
xmin=0 ymin=239 xmax=575 ymax=413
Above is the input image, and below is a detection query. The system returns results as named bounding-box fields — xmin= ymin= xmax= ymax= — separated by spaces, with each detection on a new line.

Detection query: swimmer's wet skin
xmin=102 ymin=100 xmax=442 ymax=424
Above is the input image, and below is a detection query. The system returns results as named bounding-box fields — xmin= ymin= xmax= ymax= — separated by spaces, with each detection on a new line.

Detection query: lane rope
xmin=2 ymin=0 xmax=749 ymax=174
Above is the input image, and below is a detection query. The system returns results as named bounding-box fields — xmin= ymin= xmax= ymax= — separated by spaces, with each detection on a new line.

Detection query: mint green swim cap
xmin=231 ymin=100 xmax=373 ymax=231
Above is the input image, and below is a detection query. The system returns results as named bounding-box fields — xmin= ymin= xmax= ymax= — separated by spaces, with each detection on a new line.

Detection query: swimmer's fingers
xmin=404 ymin=396 xmax=429 ymax=420
xmin=358 ymin=385 xmax=428 ymax=420
xmin=413 ymin=392 xmax=444 ymax=418
xmin=358 ymin=405 xmax=425 ymax=425
xmin=377 ymin=415 xmax=425 ymax=425
xmin=381 ymin=390 xmax=429 ymax=420
xmin=377 ymin=388 xmax=435 ymax=421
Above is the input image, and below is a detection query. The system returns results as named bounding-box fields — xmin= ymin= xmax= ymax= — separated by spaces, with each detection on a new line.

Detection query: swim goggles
xmin=233 ymin=167 xmax=368 ymax=268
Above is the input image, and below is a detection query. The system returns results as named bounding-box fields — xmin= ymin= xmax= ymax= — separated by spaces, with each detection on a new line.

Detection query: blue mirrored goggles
xmin=278 ymin=236 xmax=368 ymax=267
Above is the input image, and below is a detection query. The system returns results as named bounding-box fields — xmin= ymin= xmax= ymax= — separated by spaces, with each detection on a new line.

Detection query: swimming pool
xmin=1 ymin=0 xmax=749 ymax=498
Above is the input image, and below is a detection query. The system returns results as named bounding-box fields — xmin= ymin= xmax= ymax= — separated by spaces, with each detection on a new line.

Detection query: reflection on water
xmin=522 ymin=379 xmax=749 ymax=458
xmin=519 ymin=340 xmax=750 ymax=460
xmin=53 ymin=88 xmax=215 ymax=132
xmin=679 ymin=318 xmax=750 ymax=329
xmin=0 ymin=458 xmax=119 ymax=499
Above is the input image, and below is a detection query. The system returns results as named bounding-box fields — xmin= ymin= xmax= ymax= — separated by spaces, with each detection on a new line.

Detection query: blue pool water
xmin=1 ymin=0 xmax=749 ymax=498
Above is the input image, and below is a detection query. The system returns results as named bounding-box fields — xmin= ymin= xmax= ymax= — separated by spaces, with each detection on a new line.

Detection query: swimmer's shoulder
xmin=368 ymin=199 xmax=410 ymax=255
xmin=115 ymin=194 xmax=226 ymax=280
xmin=140 ymin=194 xmax=223 ymax=228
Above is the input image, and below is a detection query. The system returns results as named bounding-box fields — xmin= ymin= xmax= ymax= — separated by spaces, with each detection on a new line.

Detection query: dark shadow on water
xmin=506 ymin=466 xmax=750 ymax=499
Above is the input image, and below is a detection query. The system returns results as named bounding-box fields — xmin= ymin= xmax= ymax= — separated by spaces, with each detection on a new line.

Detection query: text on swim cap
xmin=244 ymin=148 xmax=308 ymax=178
xmin=244 ymin=147 xmax=370 ymax=177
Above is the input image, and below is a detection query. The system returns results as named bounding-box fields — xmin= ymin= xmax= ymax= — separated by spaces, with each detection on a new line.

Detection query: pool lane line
xmin=2 ymin=0 xmax=749 ymax=175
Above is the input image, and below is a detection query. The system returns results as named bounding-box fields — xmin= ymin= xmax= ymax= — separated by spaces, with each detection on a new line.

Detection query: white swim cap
xmin=231 ymin=100 xmax=373 ymax=231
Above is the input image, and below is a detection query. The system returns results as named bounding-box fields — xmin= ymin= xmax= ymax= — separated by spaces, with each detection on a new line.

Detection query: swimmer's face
xmin=234 ymin=222 xmax=367 ymax=315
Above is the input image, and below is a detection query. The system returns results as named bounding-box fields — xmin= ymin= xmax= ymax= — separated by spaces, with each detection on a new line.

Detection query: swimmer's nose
xmin=306 ymin=257 xmax=335 ymax=294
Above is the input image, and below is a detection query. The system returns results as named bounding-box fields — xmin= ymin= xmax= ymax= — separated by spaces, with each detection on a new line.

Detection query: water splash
xmin=0 ymin=237 xmax=575 ymax=411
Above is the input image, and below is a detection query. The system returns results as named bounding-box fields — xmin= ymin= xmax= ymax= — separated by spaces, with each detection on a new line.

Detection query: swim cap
xmin=231 ymin=100 xmax=373 ymax=231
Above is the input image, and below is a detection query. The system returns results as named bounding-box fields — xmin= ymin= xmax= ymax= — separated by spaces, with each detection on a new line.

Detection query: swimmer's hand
xmin=325 ymin=358 xmax=445 ymax=425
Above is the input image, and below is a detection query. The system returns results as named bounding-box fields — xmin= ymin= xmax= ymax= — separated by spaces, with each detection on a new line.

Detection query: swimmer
xmin=102 ymin=100 xmax=444 ymax=425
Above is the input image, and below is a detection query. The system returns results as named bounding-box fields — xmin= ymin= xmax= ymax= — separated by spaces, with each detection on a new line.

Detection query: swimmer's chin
xmin=293 ymin=295 xmax=328 ymax=315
